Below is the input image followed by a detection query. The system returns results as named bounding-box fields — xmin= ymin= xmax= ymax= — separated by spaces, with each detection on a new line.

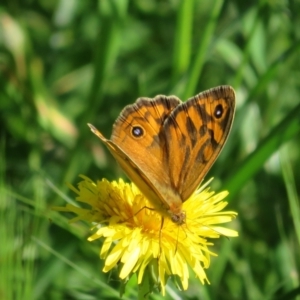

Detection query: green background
xmin=1 ymin=0 xmax=300 ymax=299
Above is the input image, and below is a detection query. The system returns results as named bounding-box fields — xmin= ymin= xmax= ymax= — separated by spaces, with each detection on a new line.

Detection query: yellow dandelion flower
xmin=54 ymin=175 xmax=238 ymax=295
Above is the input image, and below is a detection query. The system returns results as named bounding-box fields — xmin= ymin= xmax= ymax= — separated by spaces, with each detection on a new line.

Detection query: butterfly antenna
xmin=159 ymin=217 xmax=164 ymax=257
xmin=174 ymin=225 xmax=181 ymax=254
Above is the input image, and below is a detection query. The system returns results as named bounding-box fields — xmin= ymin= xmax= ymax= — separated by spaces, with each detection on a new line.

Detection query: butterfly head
xmin=169 ymin=210 xmax=186 ymax=225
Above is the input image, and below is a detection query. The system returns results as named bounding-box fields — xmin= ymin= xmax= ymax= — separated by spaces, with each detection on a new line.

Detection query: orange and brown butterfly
xmin=88 ymin=85 xmax=235 ymax=225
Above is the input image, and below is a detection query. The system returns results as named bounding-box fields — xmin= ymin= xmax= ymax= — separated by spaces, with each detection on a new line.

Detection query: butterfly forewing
xmin=163 ymin=85 xmax=235 ymax=201
xmin=109 ymin=96 xmax=183 ymax=211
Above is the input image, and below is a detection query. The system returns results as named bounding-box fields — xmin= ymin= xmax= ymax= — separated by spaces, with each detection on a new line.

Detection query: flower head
xmin=54 ymin=175 xmax=238 ymax=295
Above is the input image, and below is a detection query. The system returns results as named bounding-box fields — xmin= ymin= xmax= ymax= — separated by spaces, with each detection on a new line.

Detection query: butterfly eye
xmin=131 ymin=125 xmax=144 ymax=138
xmin=214 ymin=104 xmax=224 ymax=119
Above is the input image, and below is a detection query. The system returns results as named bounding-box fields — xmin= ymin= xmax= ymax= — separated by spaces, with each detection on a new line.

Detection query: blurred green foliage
xmin=1 ymin=0 xmax=300 ymax=299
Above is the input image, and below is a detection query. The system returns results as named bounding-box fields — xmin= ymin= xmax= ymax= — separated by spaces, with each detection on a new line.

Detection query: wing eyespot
xmin=131 ymin=125 xmax=145 ymax=139
xmin=214 ymin=104 xmax=224 ymax=119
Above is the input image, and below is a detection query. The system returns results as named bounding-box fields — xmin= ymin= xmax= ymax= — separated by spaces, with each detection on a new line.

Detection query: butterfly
xmin=88 ymin=85 xmax=235 ymax=225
